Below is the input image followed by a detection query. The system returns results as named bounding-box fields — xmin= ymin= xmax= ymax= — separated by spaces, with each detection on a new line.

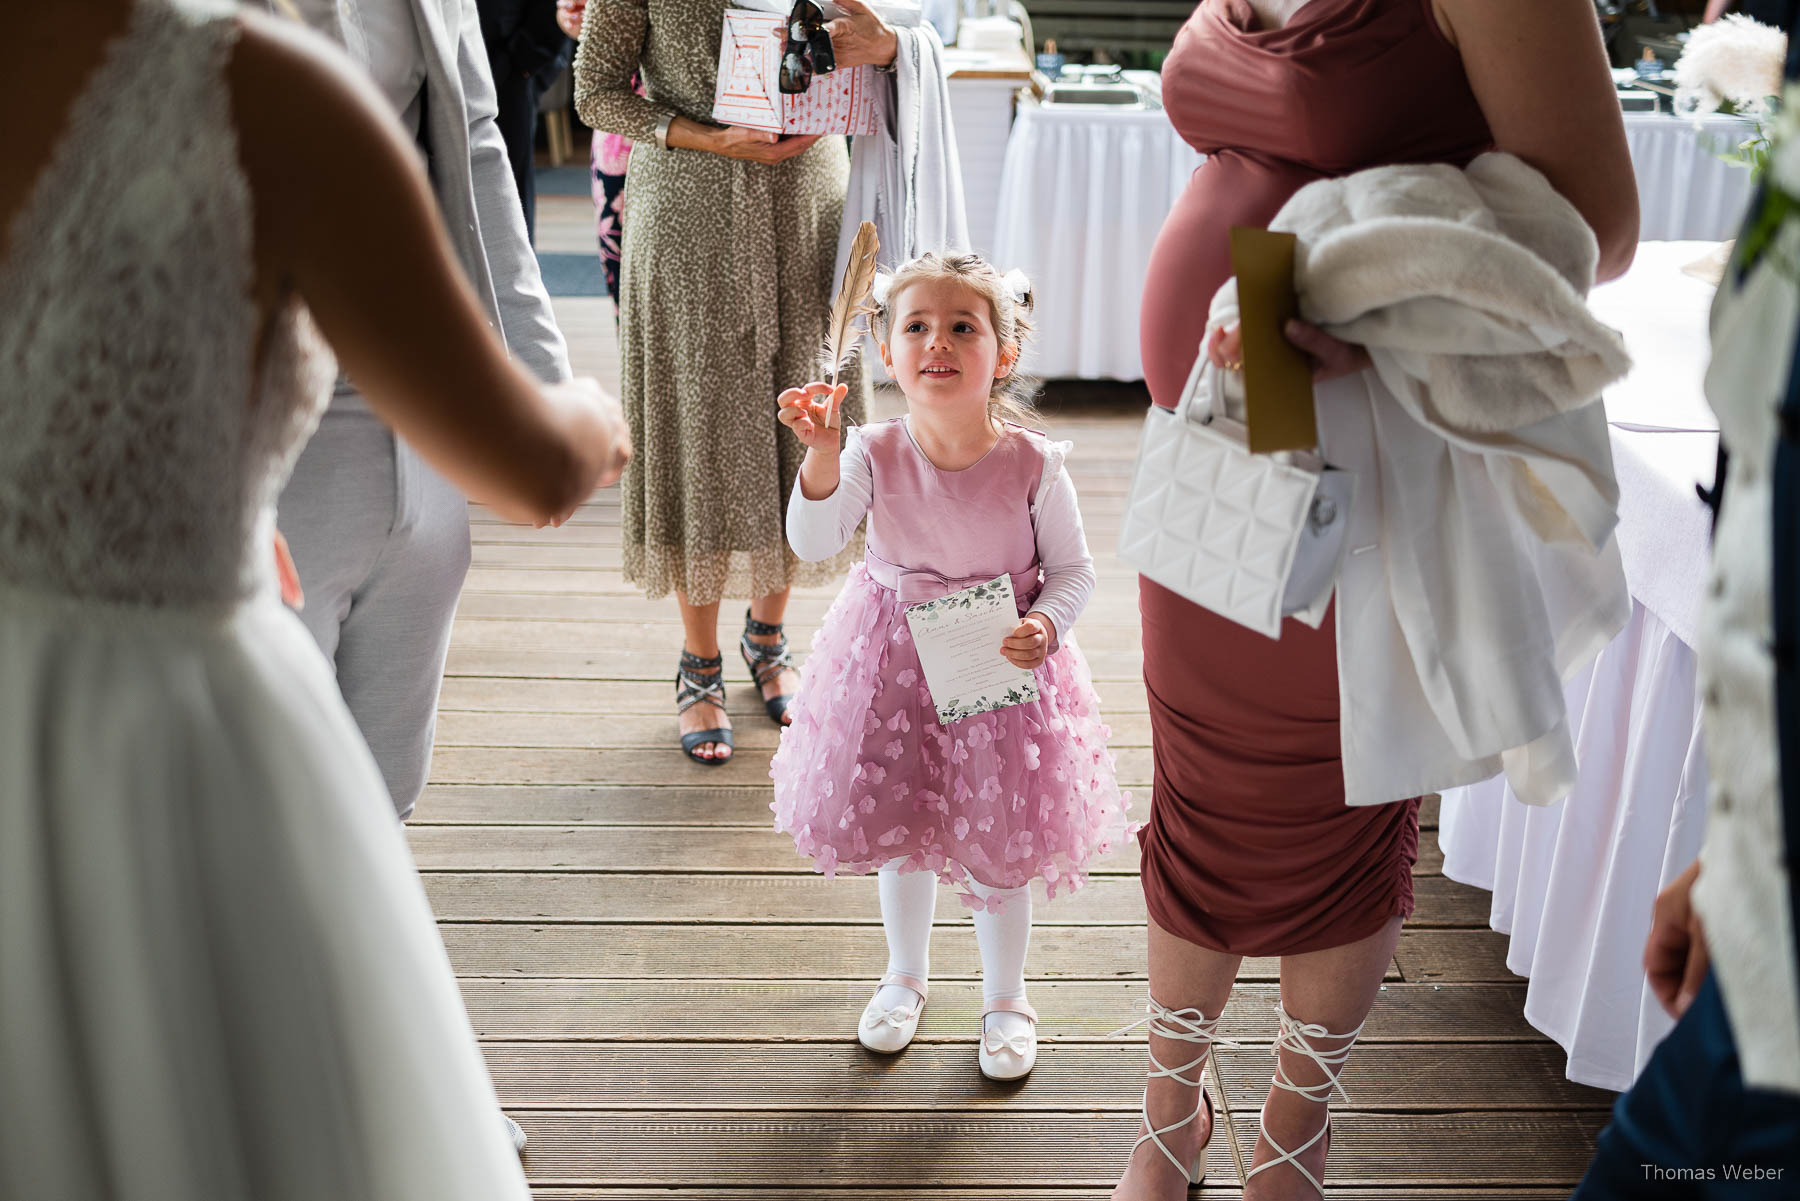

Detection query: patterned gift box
xmin=711 ymin=8 xmax=879 ymax=136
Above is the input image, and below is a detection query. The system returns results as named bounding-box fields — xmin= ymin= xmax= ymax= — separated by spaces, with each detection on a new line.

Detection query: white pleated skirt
xmin=0 ymin=585 xmax=529 ymax=1201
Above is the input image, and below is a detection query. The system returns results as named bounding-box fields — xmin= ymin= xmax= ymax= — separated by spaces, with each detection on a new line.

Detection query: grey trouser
xmin=277 ymin=402 xmax=471 ymax=820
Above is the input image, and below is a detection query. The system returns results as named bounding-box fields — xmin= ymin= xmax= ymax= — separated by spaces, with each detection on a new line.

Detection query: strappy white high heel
xmin=857 ymin=972 xmax=928 ymax=1054
xmin=1113 ymin=994 xmax=1238 ymax=1185
xmin=1243 ymin=1007 xmax=1364 ymax=1198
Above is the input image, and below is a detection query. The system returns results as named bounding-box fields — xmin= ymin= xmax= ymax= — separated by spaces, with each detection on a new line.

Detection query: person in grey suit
xmin=278 ymin=0 xmax=571 ymax=827
xmin=275 ymin=0 xmax=570 ymax=1153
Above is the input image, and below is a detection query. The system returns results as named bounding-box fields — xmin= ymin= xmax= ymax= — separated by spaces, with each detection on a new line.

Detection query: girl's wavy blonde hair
xmin=869 ymin=253 xmax=1040 ymax=427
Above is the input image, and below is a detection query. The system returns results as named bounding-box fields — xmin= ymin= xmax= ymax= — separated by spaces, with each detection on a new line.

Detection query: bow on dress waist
xmin=864 ymin=552 xmax=1041 ymax=611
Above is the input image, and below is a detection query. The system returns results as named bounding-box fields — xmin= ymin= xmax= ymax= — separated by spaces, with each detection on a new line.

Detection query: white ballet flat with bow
xmin=977 ymin=997 xmax=1038 ymax=1081
xmin=857 ymin=972 xmax=928 ymax=1054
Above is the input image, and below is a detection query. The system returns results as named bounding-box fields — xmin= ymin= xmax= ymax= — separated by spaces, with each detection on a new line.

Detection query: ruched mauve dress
xmin=1136 ymin=0 xmax=1493 ymax=957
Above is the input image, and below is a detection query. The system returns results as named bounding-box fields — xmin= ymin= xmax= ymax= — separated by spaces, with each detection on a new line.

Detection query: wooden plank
xmin=423 ymin=871 xmax=1151 ymax=923
xmin=425 ymin=744 xmax=1155 ymax=787
xmin=415 ymin=784 xmax=786 ymax=826
xmin=421 ymin=871 xmax=1489 ymax=929
xmin=1211 ymin=1043 xmax=1612 ymax=1112
xmin=1421 ymin=792 xmax=1440 ymax=830
xmin=460 ymin=980 xmax=1551 ymax=1044
xmin=438 ymin=921 xmax=1209 ymax=980
xmin=436 ymin=676 xmax=1153 ymax=715
xmin=1225 ymin=1113 xmax=1605 ymax=1189
xmin=1394 ymin=931 xmax=1520 ymax=984
xmin=407 ymin=825 xmax=1144 ymax=873
xmin=510 ymin=1110 xmax=1246 ymax=1188
xmin=436 ymin=921 xmax=1432 ymax=982
xmin=495 ymin=1111 xmax=1602 ymax=1187
xmin=482 ymin=1041 xmax=1611 ymax=1112
xmin=405 ymin=821 xmax=1447 ymax=878
xmin=432 ymin=709 xmax=1154 ymax=751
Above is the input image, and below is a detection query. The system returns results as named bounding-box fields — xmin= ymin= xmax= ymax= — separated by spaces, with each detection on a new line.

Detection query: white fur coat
xmin=1212 ymin=152 xmax=1633 ymax=807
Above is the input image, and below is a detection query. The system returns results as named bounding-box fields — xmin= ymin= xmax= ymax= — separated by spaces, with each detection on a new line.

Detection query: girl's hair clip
xmin=1000 ymin=267 xmax=1034 ymax=311
xmin=870 ymin=271 xmax=894 ymax=309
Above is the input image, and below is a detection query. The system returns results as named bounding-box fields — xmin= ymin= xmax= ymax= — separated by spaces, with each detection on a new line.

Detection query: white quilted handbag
xmin=1119 ymin=347 xmax=1352 ymax=639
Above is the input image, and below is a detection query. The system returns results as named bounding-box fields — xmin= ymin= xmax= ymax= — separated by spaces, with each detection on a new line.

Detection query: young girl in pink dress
xmin=770 ymin=253 xmax=1130 ymax=1081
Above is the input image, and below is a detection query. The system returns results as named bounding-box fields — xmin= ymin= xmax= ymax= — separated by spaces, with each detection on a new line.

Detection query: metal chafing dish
xmin=1043 ymin=64 xmax=1153 ymax=107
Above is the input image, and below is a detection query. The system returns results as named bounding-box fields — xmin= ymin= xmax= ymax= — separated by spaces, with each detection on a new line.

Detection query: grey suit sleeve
xmin=453 ymin=0 xmax=573 ymax=384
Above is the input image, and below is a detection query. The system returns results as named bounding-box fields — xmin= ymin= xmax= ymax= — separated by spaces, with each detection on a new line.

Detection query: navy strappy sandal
xmin=675 ymin=650 xmax=733 ymax=765
xmin=740 ymin=610 xmax=799 ymax=726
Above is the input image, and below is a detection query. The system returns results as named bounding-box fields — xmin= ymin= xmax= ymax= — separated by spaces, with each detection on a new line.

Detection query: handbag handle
xmin=1172 ymin=337 xmax=1218 ymax=427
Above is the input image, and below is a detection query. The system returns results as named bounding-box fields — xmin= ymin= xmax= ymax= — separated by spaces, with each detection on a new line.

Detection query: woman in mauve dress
xmin=1116 ymin=2 xmax=1638 ymax=1197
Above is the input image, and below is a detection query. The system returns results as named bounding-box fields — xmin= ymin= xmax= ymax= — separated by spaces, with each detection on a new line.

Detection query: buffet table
xmin=1625 ymin=112 xmax=1758 ymax=243
xmin=944 ymin=46 xmax=1037 ymax=259
xmin=1437 ymin=242 xmax=1721 ymax=1092
xmin=989 ymin=91 xmax=1202 ymax=381
xmin=989 ymin=102 xmax=1752 ymax=381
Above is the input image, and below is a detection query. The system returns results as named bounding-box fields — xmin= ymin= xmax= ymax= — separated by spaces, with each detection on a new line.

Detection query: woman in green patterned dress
xmin=573 ymin=0 xmax=896 ymax=764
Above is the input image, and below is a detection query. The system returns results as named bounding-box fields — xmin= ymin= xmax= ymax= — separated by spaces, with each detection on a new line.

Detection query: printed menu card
xmin=903 ymin=575 xmax=1041 ymax=724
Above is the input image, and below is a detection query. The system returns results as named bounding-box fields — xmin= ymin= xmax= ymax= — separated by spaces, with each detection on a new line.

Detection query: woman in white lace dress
xmin=0 ymin=2 xmax=628 ymax=1197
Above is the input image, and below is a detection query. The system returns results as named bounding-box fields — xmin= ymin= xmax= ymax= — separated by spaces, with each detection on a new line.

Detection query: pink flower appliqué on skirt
xmin=770 ymin=566 xmax=1132 ymax=909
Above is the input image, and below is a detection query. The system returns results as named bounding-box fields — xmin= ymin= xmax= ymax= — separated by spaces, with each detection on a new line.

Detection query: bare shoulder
xmin=222 ymin=8 xmax=441 ymax=296
xmin=1432 ymin=0 xmax=1602 ymax=54
xmin=223 ymin=9 xmax=430 ymax=227
xmin=1430 ymin=0 xmax=1638 ymax=279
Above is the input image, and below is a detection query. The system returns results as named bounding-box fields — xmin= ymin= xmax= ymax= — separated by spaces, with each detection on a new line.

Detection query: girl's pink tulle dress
xmin=770 ymin=420 xmax=1130 ymax=908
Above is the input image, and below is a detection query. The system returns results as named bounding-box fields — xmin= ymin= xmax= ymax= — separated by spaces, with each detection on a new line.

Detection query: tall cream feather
xmin=819 ymin=221 xmax=880 ymax=429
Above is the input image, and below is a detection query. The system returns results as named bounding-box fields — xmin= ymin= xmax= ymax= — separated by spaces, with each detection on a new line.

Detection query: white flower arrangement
xmin=1674 ymin=14 xmax=1789 ymax=176
xmin=1676 ymin=14 xmax=1786 ymax=116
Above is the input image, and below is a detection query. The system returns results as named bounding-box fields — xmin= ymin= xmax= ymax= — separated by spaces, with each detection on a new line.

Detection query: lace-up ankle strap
xmin=1244 ymin=1006 xmax=1367 ymax=1199
xmin=1111 ymin=993 xmax=1240 ymax=1085
xmin=1269 ymin=1006 xmax=1363 ymax=1106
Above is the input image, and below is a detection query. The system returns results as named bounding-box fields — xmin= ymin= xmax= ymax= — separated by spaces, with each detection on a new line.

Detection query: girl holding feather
xmin=769 ymin=248 xmax=1130 ymax=1081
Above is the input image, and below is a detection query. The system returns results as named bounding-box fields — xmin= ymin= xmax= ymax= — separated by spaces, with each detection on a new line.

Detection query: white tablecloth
xmin=1625 ymin=113 xmax=1757 ymax=243
xmin=990 ymin=105 xmax=1752 ymax=381
xmin=1438 ymin=243 xmax=1721 ymax=1092
xmin=990 ymin=95 xmax=1201 ymax=381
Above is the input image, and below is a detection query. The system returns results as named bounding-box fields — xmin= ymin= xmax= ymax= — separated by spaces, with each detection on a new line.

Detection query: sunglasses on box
xmin=778 ymin=0 xmax=835 ymax=94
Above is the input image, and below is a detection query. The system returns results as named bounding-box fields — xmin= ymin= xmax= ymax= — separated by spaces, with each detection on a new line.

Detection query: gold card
xmin=1230 ymin=226 xmax=1317 ymax=454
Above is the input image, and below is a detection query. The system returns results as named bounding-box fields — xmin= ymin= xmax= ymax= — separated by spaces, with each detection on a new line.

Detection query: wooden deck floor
xmin=410 ymin=194 xmax=1615 ymax=1197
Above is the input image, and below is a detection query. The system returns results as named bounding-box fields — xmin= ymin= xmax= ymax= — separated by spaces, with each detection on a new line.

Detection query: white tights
xmin=873 ymin=859 xmax=1034 ymax=1041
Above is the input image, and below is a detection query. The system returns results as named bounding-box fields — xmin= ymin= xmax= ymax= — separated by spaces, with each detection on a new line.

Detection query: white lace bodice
xmin=0 ymin=0 xmax=336 ymax=611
